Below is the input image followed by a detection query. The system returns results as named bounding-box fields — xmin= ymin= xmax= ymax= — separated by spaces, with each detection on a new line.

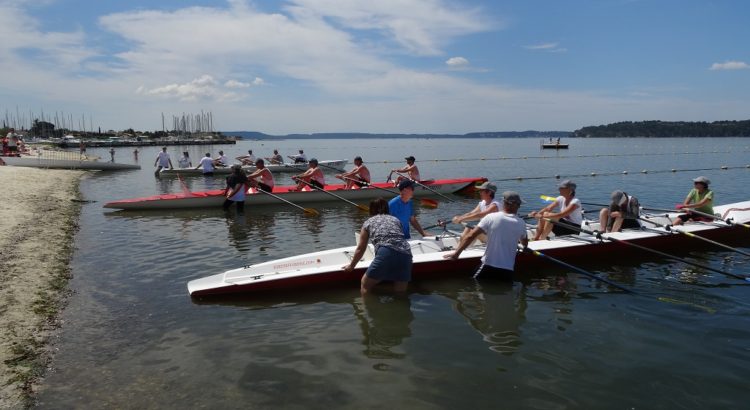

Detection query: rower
xmin=673 ymin=176 xmax=714 ymax=226
xmin=178 ymin=151 xmax=192 ymax=168
xmin=528 ymin=179 xmax=583 ymax=240
xmin=335 ymin=156 xmax=371 ymax=189
xmin=289 ymin=149 xmax=307 ymax=164
xmin=236 ymin=149 xmax=256 ymax=165
xmin=266 ymin=149 xmax=284 ymax=165
xmin=246 ymin=158 xmax=275 ymax=192
xmin=450 ymin=181 xmax=501 ymax=243
xmin=444 ymin=191 xmax=528 ymax=280
xmin=292 ymin=158 xmax=324 ymax=191
xmin=391 ymin=155 xmax=420 ymax=187
xmin=213 ymin=150 xmax=228 ymax=167
xmin=599 ymin=190 xmax=641 ymax=232
xmin=195 ymin=152 xmax=215 ymax=176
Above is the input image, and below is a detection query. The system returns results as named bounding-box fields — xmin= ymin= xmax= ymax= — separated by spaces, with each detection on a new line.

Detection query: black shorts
xmin=309 ymin=180 xmax=324 ymax=189
xmin=258 ymin=183 xmax=273 ymax=193
xmin=473 ymin=264 xmax=514 ymax=280
xmin=677 ymin=214 xmax=713 ymax=223
xmin=203 ymin=172 xmax=214 ymax=177
xmin=8 ymin=146 xmax=17 ymax=152
xmin=608 ymin=217 xmax=641 ymax=231
xmin=353 ymin=178 xmax=369 ymax=188
xmin=552 ymin=219 xmax=580 ymax=236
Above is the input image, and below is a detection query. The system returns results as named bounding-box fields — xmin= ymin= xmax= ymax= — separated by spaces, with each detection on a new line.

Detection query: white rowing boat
xmin=104 ymin=177 xmax=486 ymax=210
xmin=158 ymin=159 xmax=348 ymax=176
xmin=0 ymin=155 xmax=141 ymax=170
xmin=187 ymin=201 xmax=750 ymax=296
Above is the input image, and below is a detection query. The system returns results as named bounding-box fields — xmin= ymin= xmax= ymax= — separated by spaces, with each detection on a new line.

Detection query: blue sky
xmin=0 ymin=0 xmax=748 ymax=133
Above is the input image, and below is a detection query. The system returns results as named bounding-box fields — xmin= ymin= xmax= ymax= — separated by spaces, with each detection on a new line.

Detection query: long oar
xmin=253 ymin=187 xmax=319 ymax=216
xmin=521 ymin=246 xmax=635 ymax=293
xmin=543 ymin=218 xmax=750 ymax=282
xmin=292 ymin=177 xmax=369 ymax=212
xmin=641 ymin=206 xmax=750 ymax=229
xmin=637 ymin=216 xmax=750 ymax=258
xmin=393 ymin=171 xmax=457 ymax=203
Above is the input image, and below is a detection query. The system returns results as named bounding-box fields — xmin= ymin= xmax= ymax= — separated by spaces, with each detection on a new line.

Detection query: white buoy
xmin=590 ymin=172 xmax=596 ymax=176
xmin=622 ymin=171 xmax=628 ymax=174
xmin=721 ymin=165 xmax=728 ymax=170
xmin=641 ymin=169 xmax=648 ymax=174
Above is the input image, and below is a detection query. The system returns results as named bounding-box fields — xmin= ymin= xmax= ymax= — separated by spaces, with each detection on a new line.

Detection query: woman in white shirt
xmin=529 ymin=179 xmax=583 ymax=240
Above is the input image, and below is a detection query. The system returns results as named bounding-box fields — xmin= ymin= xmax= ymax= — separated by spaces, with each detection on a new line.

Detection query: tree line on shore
xmin=572 ymin=120 xmax=750 ymax=138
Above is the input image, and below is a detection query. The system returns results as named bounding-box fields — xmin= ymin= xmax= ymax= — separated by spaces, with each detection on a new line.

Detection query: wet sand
xmin=0 ymin=166 xmax=83 ymax=408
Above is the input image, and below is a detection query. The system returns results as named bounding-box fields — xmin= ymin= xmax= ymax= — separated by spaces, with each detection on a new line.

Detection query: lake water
xmin=36 ymin=138 xmax=750 ymax=408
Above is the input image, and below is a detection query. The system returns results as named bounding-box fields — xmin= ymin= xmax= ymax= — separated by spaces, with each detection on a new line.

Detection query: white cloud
xmin=252 ymin=77 xmax=265 ymax=86
xmin=709 ymin=61 xmax=749 ymax=71
xmin=524 ymin=42 xmax=567 ymax=53
xmin=446 ymin=56 xmax=469 ymax=68
xmin=225 ymin=80 xmax=251 ymax=88
xmin=138 ymin=75 xmax=241 ymax=102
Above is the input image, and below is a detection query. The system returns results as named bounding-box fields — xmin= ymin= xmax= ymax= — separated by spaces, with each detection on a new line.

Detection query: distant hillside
xmin=573 ymin=120 xmax=750 ymax=138
xmin=224 ymin=130 xmax=571 ymax=140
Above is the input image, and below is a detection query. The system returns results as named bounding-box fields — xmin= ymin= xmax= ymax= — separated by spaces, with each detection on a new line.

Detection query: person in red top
xmin=292 ymin=158 xmax=325 ymax=191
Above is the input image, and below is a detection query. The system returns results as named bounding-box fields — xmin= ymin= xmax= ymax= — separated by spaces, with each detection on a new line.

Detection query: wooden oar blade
xmin=420 ymin=198 xmax=439 ymax=208
xmin=304 ymin=208 xmax=320 ymax=216
xmin=357 ymin=204 xmax=370 ymax=212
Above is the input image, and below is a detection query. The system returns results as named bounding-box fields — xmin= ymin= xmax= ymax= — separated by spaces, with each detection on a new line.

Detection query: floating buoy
xmin=721 ymin=165 xmax=728 ymax=170
xmin=480 ymin=158 xmax=485 ymax=160
xmin=555 ymin=174 xmax=560 ymax=179
xmin=516 ymin=177 xmax=523 ymax=180
xmin=590 ymin=172 xmax=596 ymax=176
xmin=622 ymin=171 xmax=628 ymax=174
xmin=641 ymin=169 xmax=648 ymax=174
xmin=671 ymin=169 xmax=676 ymax=172
xmin=523 ymin=156 xmax=527 ymax=159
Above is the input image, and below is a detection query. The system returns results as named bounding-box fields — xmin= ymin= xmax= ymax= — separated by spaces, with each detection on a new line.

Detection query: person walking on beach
xmin=335 ymin=156 xmax=371 ymax=189
xmin=445 ymin=191 xmax=528 ymax=280
xmin=196 ymin=152 xmax=215 ymax=176
xmin=154 ymin=146 xmax=173 ymax=175
xmin=343 ymin=198 xmax=413 ymax=294
xmin=388 ymin=180 xmax=427 ymax=239
xmin=6 ymin=128 xmax=18 ymax=155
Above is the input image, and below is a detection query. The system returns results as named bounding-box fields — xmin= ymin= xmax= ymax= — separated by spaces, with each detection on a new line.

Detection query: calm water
xmin=36 ymin=138 xmax=750 ymax=409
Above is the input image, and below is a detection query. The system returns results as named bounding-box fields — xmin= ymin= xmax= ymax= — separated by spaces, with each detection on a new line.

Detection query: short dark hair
xmin=369 ymin=198 xmax=389 ymax=216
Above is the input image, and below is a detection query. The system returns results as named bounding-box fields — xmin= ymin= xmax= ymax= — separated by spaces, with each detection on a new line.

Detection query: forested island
xmin=572 ymin=120 xmax=750 ymax=138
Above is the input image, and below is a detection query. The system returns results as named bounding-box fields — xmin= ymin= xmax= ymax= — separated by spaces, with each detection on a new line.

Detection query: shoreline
xmin=0 ymin=166 xmax=84 ymax=408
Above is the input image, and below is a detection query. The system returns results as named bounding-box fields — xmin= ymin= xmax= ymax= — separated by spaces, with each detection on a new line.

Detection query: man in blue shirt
xmin=388 ymin=180 xmax=427 ymax=239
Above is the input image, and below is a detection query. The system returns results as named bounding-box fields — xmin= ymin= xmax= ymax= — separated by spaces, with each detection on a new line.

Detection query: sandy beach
xmin=0 ymin=166 xmax=83 ymax=408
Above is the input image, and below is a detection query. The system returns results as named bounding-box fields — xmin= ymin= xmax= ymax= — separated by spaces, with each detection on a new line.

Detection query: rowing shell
xmin=187 ymin=201 xmax=750 ymax=296
xmin=158 ymin=159 xmax=348 ymax=176
xmin=104 ymin=177 xmax=487 ymax=210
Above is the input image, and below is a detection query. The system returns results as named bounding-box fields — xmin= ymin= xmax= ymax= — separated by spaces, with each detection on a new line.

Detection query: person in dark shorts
xmin=599 ymin=190 xmax=641 ymax=232
xmin=335 ymin=156 xmax=371 ymax=189
xmin=292 ymin=158 xmax=325 ymax=191
xmin=223 ymin=165 xmax=248 ymax=212
xmin=529 ymin=179 xmax=583 ymax=240
xmin=445 ymin=191 xmax=529 ymax=280
xmin=247 ymin=159 xmax=274 ymax=192
xmin=674 ymin=176 xmax=714 ymax=225
xmin=343 ymin=198 xmax=413 ymax=293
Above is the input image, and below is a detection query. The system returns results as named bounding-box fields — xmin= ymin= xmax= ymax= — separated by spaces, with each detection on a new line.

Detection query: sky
xmin=0 ymin=0 xmax=749 ymax=134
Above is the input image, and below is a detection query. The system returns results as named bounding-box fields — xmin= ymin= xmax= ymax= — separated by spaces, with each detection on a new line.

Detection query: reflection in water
xmin=450 ymin=280 xmax=526 ymax=355
xmin=224 ymin=211 xmax=277 ymax=253
xmin=353 ymin=295 xmax=413 ymax=360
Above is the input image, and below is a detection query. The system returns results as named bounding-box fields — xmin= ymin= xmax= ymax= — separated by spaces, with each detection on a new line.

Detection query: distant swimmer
xmin=335 ymin=156 xmax=371 ymax=189
xmin=390 ymin=155 xmax=420 ymax=187
xmin=154 ymin=146 xmax=173 ymax=176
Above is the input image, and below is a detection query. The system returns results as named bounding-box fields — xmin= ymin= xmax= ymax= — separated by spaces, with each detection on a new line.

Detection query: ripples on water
xmin=36 ymin=138 xmax=750 ymax=408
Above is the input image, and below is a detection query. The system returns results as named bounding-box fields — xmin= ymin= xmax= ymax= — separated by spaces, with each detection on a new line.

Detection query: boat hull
xmin=187 ymin=201 xmax=750 ymax=297
xmin=541 ymin=144 xmax=569 ymax=149
xmin=158 ymin=159 xmax=348 ymax=176
xmin=104 ymin=177 xmax=486 ymax=210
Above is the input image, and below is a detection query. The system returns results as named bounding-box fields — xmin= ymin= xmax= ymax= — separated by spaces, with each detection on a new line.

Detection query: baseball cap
xmin=476 ymin=181 xmax=497 ymax=193
xmin=502 ymin=191 xmax=524 ymax=204
xmin=610 ymin=190 xmax=626 ymax=206
xmin=558 ymin=179 xmax=577 ymax=190
xmin=692 ymin=176 xmax=710 ymax=185
xmin=398 ymin=179 xmax=415 ymax=190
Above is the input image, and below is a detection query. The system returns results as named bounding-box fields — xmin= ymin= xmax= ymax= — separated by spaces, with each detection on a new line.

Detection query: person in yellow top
xmin=673 ymin=176 xmax=714 ymax=226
